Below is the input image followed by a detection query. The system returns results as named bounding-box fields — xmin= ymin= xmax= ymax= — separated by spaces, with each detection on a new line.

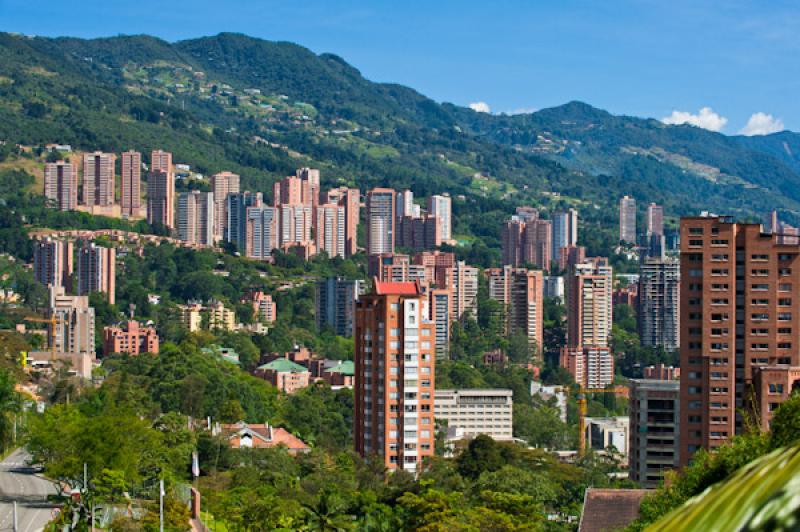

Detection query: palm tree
xmin=302 ymin=488 xmax=355 ymax=531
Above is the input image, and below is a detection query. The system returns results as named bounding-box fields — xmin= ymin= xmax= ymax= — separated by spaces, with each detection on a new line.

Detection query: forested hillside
xmin=1 ymin=31 xmax=799 ymax=228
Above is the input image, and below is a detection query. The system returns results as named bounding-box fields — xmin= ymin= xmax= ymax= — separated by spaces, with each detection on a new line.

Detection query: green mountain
xmin=1 ymin=31 xmax=799 ymax=229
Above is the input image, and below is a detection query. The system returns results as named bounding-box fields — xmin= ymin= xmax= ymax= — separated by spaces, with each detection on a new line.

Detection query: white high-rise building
xmin=177 ymin=191 xmax=215 ymax=246
xmin=428 ymin=194 xmax=452 ymax=241
xmin=551 ymin=208 xmax=578 ymax=263
xmin=366 ymin=188 xmax=396 ymax=255
xmin=619 ymin=196 xmax=637 ymax=243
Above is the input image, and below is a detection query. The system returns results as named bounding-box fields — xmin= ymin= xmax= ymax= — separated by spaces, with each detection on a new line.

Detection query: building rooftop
xmin=373 ymin=279 xmax=422 ymax=296
xmin=258 ymin=358 xmax=309 ymax=373
xmin=325 ymin=360 xmax=355 ymax=376
xmin=578 ymin=488 xmax=649 ymax=532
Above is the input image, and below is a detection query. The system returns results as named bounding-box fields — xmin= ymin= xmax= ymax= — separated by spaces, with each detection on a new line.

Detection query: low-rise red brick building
xmin=103 ymin=320 xmax=159 ymax=356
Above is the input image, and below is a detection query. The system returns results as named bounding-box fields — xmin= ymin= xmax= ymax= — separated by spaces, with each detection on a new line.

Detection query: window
xmin=752 ymin=284 xmax=769 ymax=291
xmin=390 ymin=328 xmax=399 ymax=336
xmin=711 ymin=298 xmax=729 ymax=305
xmin=780 ymin=268 xmax=792 ymax=275
xmin=712 ymin=283 xmax=729 ymax=290
xmin=779 ymin=299 xmax=792 ymax=306
xmin=689 ymin=269 xmax=703 ymax=277
xmin=712 ymin=254 xmax=729 ymax=261
xmin=752 ymin=313 xmax=769 ymax=321
xmin=751 ymin=269 xmax=770 ymax=276
xmin=768 ymin=383 xmax=785 ymax=394
xmin=689 ymin=400 xmax=703 ymax=409
xmin=751 ymin=254 xmax=769 ymax=261
xmin=779 ymin=283 xmax=792 ymax=291
xmin=778 ymin=253 xmax=794 ymax=261
xmin=711 ymin=313 xmax=729 ymax=322
xmin=710 ymin=343 xmax=729 ymax=350
xmin=778 ymin=328 xmax=792 ymax=334
xmin=711 ymin=239 xmax=729 ymax=246
xmin=711 ymin=328 xmax=728 ymax=336
xmin=778 ymin=312 xmax=792 ymax=321
xmin=689 ymin=312 xmax=702 ymax=320
xmin=689 ymin=227 xmax=704 ymax=234
xmin=689 ymin=239 xmax=704 ymax=247
xmin=421 ymin=328 xmax=431 ymax=336
xmin=688 ymin=386 xmax=703 ymax=394
xmin=711 ymin=269 xmax=729 ymax=276
xmin=390 ymin=303 xmax=399 ymax=311
xmin=751 ymin=299 xmax=769 ymax=305
xmin=687 ymin=253 xmax=703 ymax=262
xmin=689 ymin=297 xmax=702 ymax=305
xmin=688 ymin=415 xmax=702 ymax=423
xmin=752 ymin=328 xmax=769 ymax=335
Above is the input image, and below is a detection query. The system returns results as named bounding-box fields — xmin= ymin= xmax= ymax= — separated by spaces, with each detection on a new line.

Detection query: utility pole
xmin=84 ymin=463 xmax=88 ymax=491
xmin=12 ymin=501 xmax=17 ymax=532
xmin=159 ymin=479 xmax=164 ymax=532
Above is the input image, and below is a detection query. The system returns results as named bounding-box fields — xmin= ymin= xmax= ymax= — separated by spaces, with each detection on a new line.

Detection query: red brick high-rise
xmin=354 ymin=280 xmax=436 ymax=473
xmin=44 ymin=161 xmax=77 ymax=211
xmin=680 ymin=215 xmax=800 ymax=465
xmin=120 ymin=151 xmax=142 ymax=218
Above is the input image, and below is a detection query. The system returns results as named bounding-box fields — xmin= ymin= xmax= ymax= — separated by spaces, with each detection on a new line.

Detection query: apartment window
xmin=689 ymin=227 xmax=704 ymax=235
xmin=711 ymin=402 xmax=728 ymax=408
xmin=768 ymin=384 xmax=785 ymax=394
xmin=751 ymin=299 xmax=769 ymax=305
xmin=689 ymin=283 xmax=703 ymax=291
xmin=711 ymin=387 xmax=728 ymax=394
xmin=689 ymin=400 xmax=703 ymax=409
xmin=751 ymin=343 xmax=769 ymax=350
xmin=710 ymin=372 xmax=727 ymax=379
xmin=688 ymin=327 xmax=702 ymax=335
xmin=688 ymin=415 xmax=702 ymax=423
xmin=752 ymin=313 xmax=769 ymax=321
xmin=778 ymin=253 xmax=794 ymax=261
xmin=778 ymin=328 xmax=792 ymax=334
xmin=711 ymin=269 xmax=729 ymax=276
xmin=689 ymin=239 xmax=704 ymax=247
xmin=688 ymin=371 xmax=702 ymax=379
xmin=779 ymin=284 xmax=792 ymax=291
xmin=780 ymin=268 xmax=792 ymax=276
xmin=711 ymin=298 xmax=728 ymax=305
xmin=752 ymin=284 xmax=769 ymax=291
xmin=688 ymin=269 xmax=703 ymax=277
xmin=710 ymin=313 xmax=728 ymax=322
xmin=688 ymin=298 xmax=702 ymax=305
xmin=710 ymin=343 xmax=728 ymax=350
xmin=779 ymin=299 xmax=792 ymax=306
xmin=688 ymin=342 xmax=703 ymax=349
xmin=751 ymin=269 xmax=770 ymax=276
xmin=778 ymin=342 xmax=792 ymax=349
xmin=752 ymin=328 xmax=769 ymax=335
xmin=390 ymin=328 xmax=399 ymax=336
xmin=711 ymin=283 xmax=729 ymax=290
xmin=769 ymin=403 xmax=780 ymax=412
xmin=778 ymin=313 xmax=792 ymax=321
xmin=390 ymin=303 xmax=399 ymax=311
xmin=712 ymin=254 xmax=729 ymax=261
xmin=688 ymin=386 xmax=703 ymax=394
xmin=689 ymin=312 xmax=702 ymax=320
xmin=687 ymin=253 xmax=703 ymax=262
xmin=711 ymin=239 xmax=729 ymax=246
xmin=751 ymin=254 xmax=769 ymax=261
xmin=711 ymin=328 xmax=728 ymax=336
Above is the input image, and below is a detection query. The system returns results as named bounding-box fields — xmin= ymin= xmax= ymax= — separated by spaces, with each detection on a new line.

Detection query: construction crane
xmin=24 ymin=314 xmax=63 ymax=361
xmin=577 ymin=387 xmax=620 ymax=456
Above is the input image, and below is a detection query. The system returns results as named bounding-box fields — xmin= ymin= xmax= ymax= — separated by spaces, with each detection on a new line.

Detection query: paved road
xmin=0 ymin=449 xmax=58 ymax=532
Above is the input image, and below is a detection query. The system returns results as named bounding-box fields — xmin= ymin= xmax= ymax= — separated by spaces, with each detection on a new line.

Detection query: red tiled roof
xmin=220 ymin=422 xmax=310 ymax=453
xmin=373 ymin=279 xmax=422 ymax=296
xmin=578 ymin=488 xmax=649 ymax=532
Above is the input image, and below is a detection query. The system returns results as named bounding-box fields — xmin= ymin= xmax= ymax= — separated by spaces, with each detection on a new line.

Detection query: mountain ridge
xmin=1 ymin=31 xmax=799 ymax=226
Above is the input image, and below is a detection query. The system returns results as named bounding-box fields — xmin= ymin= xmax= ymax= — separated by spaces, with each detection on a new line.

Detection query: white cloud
xmin=469 ymin=101 xmax=491 ymax=113
xmin=661 ymin=107 xmax=728 ymax=132
xmin=739 ymin=112 xmax=785 ymax=136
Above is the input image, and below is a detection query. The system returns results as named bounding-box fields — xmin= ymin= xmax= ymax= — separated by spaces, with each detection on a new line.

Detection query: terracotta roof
xmin=578 ymin=488 xmax=649 ymax=532
xmin=373 ymin=279 xmax=422 ymax=296
xmin=220 ymin=421 xmax=310 ymax=452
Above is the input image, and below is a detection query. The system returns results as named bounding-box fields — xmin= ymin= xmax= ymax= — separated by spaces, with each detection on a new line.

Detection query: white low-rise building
xmin=435 ymin=389 xmax=513 ymax=441
xmin=585 ymin=416 xmax=630 ymax=463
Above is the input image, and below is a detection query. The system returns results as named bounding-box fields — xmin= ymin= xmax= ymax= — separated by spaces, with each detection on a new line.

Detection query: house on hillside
xmin=216 ymin=421 xmax=310 ymax=454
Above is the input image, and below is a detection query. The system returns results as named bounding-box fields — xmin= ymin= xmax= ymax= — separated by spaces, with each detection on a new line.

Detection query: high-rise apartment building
xmin=366 ymin=188 xmax=396 ymax=255
xmin=619 ymin=195 xmax=637 ymax=243
xmin=295 ymin=167 xmax=320 ymax=209
xmin=487 ymin=266 xmax=544 ymax=354
xmin=567 ymin=258 xmax=613 ymax=348
xmin=245 ymin=206 xmax=278 ymax=260
xmin=33 ymin=237 xmax=74 ymax=290
xmin=243 ymin=291 xmax=277 ymax=324
xmin=397 ymin=215 xmax=442 ymax=251
xmin=76 ymin=242 xmax=116 ymax=304
xmin=559 ymin=345 xmax=615 ymax=389
xmin=81 ymin=152 xmax=116 ymax=206
xmin=177 ymin=191 xmax=215 ymax=246
xmin=428 ymin=288 xmax=451 ymax=361
xmin=354 ymin=281 xmax=436 ymax=473
xmin=646 ymin=203 xmax=664 ymax=237
xmin=679 ymin=216 xmax=800 ymax=465
xmin=211 ymin=171 xmax=240 ymax=241
xmin=227 ymin=192 xmax=263 ymax=250
xmin=316 ymin=203 xmax=346 ymax=258
xmin=502 ymin=211 xmax=552 ymax=271
xmin=48 ymin=285 xmax=95 ymax=356
xmin=428 ymin=194 xmax=452 ymax=241
xmin=147 ymin=150 xmax=174 ymax=228
xmin=552 ymin=209 xmax=579 ymax=263
xmin=396 ymin=190 xmax=416 ymax=219
xmin=316 ymin=277 xmax=365 ymax=337
xmin=44 ymin=161 xmax=78 ymax=211
xmin=629 ymin=379 xmax=680 ymax=488
xmin=279 ymin=204 xmax=313 ymax=249
xmin=322 ymin=187 xmax=360 ymax=256
xmin=120 ymin=151 xmax=142 ymax=217
xmin=638 ymin=258 xmax=680 ymax=351
xmin=450 ymin=261 xmax=479 ymax=320
xmin=558 ymin=245 xmax=587 ymax=272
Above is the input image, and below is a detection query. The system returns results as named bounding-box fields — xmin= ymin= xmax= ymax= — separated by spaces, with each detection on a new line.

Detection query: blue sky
xmin=2 ymin=0 xmax=798 ymax=133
